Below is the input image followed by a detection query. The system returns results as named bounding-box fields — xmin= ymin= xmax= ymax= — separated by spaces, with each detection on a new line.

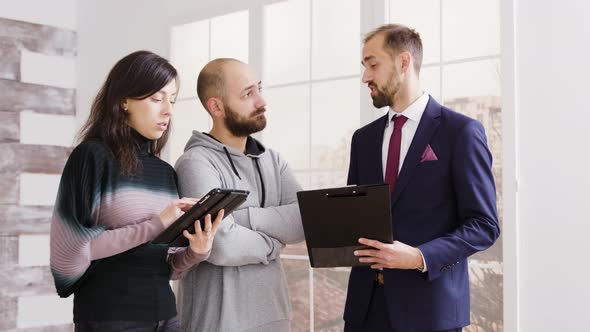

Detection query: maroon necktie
xmin=384 ymin=115 xmax=408 ymax=193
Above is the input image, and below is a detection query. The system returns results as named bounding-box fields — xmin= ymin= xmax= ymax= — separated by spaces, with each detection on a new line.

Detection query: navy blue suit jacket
xmin=343 ymin=97 xmax=500 ymax=331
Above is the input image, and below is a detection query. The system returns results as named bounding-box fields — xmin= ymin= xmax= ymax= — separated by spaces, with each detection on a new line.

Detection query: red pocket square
xmin=420 ymin=144 xmax=438 ymax=162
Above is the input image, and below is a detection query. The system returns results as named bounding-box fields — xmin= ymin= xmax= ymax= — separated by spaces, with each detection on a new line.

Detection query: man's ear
xmin=399 ymin=51 xmax=412 ymax=74
xmin=207 ymin=97 xmax=224 ymax=117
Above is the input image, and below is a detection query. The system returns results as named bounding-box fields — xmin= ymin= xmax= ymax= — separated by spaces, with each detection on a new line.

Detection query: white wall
xmin=0 ymin=0 xmax=77 ymax=30
xmin=76 ymin=0 xmax=279 ymax=127
xmin=515 ymin=0 xmax=590 ymax=331
xmin=76 ymin=0 xmax=169 ymax=128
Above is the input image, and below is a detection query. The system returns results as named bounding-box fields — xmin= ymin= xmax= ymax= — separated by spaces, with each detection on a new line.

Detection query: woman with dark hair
xmin=50 ymin=50 xmax=220 ymax=331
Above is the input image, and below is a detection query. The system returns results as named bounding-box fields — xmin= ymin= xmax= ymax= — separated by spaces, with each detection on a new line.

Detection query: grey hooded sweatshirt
xmin=175 ymin=131 xmax=304 ymax=332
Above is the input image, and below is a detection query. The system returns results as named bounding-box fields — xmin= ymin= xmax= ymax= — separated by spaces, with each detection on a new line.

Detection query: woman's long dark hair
xmin=78 ymin=50 xmax=178 ymax=176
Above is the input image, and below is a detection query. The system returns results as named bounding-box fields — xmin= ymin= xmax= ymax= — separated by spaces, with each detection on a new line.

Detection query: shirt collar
xmin=387 ymin=92 xmax=430 ymax=125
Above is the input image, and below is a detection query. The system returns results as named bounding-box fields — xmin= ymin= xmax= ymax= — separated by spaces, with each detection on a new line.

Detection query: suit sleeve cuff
xmin=418 ymin=248 xmax=428 ymax=272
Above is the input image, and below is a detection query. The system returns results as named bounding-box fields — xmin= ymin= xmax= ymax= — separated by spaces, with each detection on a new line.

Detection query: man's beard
xmin=369 ymin=75 xmax=401 ymax=109
xmin=224 ymin=105 xmax=267 ymax=137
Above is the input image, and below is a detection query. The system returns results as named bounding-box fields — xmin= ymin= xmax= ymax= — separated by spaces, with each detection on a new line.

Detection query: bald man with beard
xmin=174 ymin=58 xmax=304 ymax=332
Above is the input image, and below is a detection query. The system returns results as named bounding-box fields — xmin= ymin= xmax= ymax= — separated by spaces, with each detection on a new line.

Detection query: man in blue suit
xmin=343 ymin=24 xmax=500 ymax=332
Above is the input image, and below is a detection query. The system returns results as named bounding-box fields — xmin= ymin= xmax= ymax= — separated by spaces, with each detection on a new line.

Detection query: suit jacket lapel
xmin=391 ymin=97 xmax=442 ymax=205
xmin=367 ymin=114 xmax=388 ymax=184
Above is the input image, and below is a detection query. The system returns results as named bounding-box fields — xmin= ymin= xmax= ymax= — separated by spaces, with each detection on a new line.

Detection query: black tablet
xmin=153 ymin=188 xmax=249 ymax=247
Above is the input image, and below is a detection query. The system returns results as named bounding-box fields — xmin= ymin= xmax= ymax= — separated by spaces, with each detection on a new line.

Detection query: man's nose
xmin=362 ymin=69 xmax=371 ymax=83
xmin=255 ymin=95 xmax=267 ymax=109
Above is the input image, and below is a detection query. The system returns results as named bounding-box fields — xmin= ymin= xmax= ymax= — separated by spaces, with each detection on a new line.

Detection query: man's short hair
xmin=364 ymin=24 xmax=423 ymax=75
xmin=196 ymin=58 xmax=242 ymax=110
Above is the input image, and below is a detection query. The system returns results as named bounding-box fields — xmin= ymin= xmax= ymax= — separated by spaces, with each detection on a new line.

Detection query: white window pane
xmin=311 ymin=0 xmax=360 ymax=79
xmin=282 ymin=242 xmax=309 ymax=256
xmin=262 ymin=85 xmax=311 ymax=170
xmin=293 ymin=171 xmax=311 ymax=190
xmin=210 ymin=10 xmax=249 ymax=62
xmin=442 ymin=0 xmax=501 ymax=60
xmin=389 ymin=0 xmax=440 ymax=64
xmin=444 ymin=95 xmax=502 ymax=155
xmin=313 ymin=267 xmax=350 ymax=330
xmin=442 ymin=61 xmax=502 ymax=184
xmin=283 ymin=259 xmax=311 ymax=332
xmin=420 ymin=66 xmax=441 ymax=101
xmin=443 ymin=82 xmax=502 ymax=190
xmin=468 ymin=263 xmax=504 ymax=331
xmin=442 ymin=59 xmax=501 ymax=101
xmin=168 ymin=99 xmax=211 ymax=165
xmin=171 ymin=20 xmax=210 ymax=99
xmin=310 ymin=171 xmax=348 ymax=189
xmin=264 ymin=0 xmax=311 ymax=85
xmin=311 ymin=79 xmax=359 ymax=169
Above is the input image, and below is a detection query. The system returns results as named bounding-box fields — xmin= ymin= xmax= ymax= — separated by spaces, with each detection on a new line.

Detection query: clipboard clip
xmin=325 ymin=190 xmax=367 ymax=198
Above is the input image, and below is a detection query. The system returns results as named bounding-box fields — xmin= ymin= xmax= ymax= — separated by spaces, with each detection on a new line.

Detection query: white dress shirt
xmin=381 ymin=92 xmax=430 ymax=179
xmin=381 ymin=92 xmax=430 ymax=272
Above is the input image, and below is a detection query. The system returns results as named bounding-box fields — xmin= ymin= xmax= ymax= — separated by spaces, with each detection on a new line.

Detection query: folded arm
xmin=175 ymin=155 xmax=283 ymax=267
xmin=237 ymin=156 xmax=304 ymax=244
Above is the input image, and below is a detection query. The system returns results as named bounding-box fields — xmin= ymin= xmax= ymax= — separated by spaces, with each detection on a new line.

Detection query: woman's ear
xmin=121 ymin=99 xmax=129 ymax=112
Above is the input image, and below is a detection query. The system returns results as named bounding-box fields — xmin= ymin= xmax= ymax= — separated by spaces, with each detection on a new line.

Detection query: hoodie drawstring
xmin=222 ymin=146 xmax=266 ymax=208
xmin=254 ymin=159 xmax=266 ymax=208
xmin=223 ymin=147 xmax=242 ymax=180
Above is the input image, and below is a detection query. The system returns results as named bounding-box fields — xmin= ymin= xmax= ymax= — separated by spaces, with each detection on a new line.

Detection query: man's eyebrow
xmin=362 ymin=55 xmax=376 ymax=65
xmin=241 ymin=80 xmax=262 ymax=93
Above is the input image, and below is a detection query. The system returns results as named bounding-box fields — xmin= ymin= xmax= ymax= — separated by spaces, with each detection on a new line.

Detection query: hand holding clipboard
xmin=296 ymin=184 xmax=393 ymax=267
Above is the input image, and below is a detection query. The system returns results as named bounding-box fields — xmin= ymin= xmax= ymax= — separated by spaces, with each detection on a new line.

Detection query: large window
xmin=169 ymin=1 xmax=503 ymax=330
xmin=388 ymin=1 xmax=503 ymax=331
xmin=168 ymin=10 xmax=249 ymax=162
xmin=262 ymin=1 xmax=360 ymax=330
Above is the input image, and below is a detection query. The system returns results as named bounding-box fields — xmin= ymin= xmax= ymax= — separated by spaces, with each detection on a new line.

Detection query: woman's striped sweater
xmin=50 ymin=134 xmax=207 ymax=300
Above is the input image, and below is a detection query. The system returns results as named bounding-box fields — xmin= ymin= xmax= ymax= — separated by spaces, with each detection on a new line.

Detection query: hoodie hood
xmin=184 ymin=131 xmax=266 ymax=158
xmin=183 ymin=130 xmax=268 ymax=206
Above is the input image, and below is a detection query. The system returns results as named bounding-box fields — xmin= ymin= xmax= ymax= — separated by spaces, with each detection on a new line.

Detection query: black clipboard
xmin=153 ymin=188 xmax=249 ymax=247
xmin=296 ymin=184 xmax=393 ymax=267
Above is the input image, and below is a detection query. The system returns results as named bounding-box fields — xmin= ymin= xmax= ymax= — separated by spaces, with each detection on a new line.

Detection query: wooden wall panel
xmin=0 ymin=235 xmax=18 ymax=265
xmin=0 ymin=296 xmax=17 ymax=330
xmin=0 ymin=143 xmax=71 ymax=174
xmin=0 ymin=175 xmax=19 ymax=204
xmin=0 ymin=80 xmax=75 ymax=115
xmin=0 ymin=16 xmax=77 ymax=330
xmin=0 ymin=18 xmax=76 ymax=57
xmin=0 ymin=111 xmax=19 ymax=142
xmin=0 ymin=205 xmax=53 ymax=234
xmin=0 ymin=266 xmax=55 ymax=297
xmin=0 ymin=39 xmax=20 ymax=81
